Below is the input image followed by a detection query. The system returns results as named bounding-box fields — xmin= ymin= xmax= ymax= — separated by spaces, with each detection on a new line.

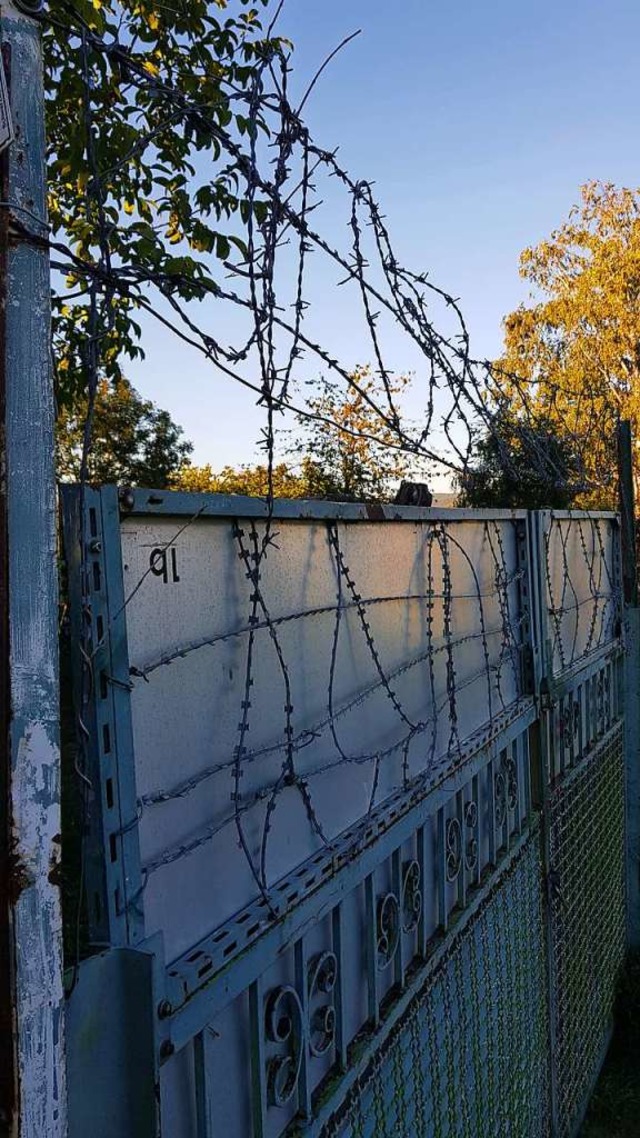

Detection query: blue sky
xmin=128 ymin=0 xmax=640 ymax=479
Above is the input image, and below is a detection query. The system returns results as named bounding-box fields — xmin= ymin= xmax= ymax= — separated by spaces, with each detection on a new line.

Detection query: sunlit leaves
xmin=290 ymin=368 xmax=415 ymax=502
xmin=172 ymin=368 xmax=419 ymax=503
xmin=498 ymin=181 xmax=640 ymax=507
xmin=45 ymin=0 xmax=286 ymax=407
xmin=172 ymin=462 xmax=308 ymax=497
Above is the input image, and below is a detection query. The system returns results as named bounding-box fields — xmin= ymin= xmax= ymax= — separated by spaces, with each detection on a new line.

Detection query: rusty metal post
xmin=0 ymin=2 xmax=66 ymax=1134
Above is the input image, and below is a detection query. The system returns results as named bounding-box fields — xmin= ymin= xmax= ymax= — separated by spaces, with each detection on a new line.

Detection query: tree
xmin=289 ymin=367 xmax=415 ymax=501
xmin=173 ymin=461 xmax=308 ymax=498
xmin=45 ymin=1 xmax=285 ymax=410
xmin=456 ymin=410 xmax=580 ymax=510
xmin=172 ymin=368 xmax=419 ymax=502
xmin=57 ymin=376 xmax=192 ymax=487
xmin=497 ymin=181 xmax=640 ymax=507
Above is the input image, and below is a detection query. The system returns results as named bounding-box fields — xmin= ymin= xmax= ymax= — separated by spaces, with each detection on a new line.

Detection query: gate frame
xmin=61 ymin=489 xmax=628 ymax=1138
xmin=532 ymin=509 xmax=625 ymax=1138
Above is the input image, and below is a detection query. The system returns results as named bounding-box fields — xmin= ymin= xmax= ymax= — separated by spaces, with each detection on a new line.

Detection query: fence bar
xmin=331 ymin=904 xmax=347 ymax=1071
xmin=194 ymin=1030 xmax=214 ymax=1138
xmin=624 ymin=607 xmax=640 ymax=949
xmin=617 ymin=420 xmax=637 ymax=607
xmin=617 ymin=419 xmax=640 ymax=948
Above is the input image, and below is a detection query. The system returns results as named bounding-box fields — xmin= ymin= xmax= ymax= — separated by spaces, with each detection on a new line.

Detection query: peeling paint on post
xmin=0 ymin=3 xmax=66 ymax=1136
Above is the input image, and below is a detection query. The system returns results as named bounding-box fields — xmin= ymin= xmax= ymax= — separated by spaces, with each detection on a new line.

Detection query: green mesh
xmin=324 ymin=835 xmax=550 ymax=1138
xmin=550 ymin=724 xmax=626 ymax=1137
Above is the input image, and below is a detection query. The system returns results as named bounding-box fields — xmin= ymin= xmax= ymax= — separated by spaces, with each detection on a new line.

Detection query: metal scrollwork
xmin=464 ymin=801 xmax=478 ymax=872
xmin=505 ymin=755 xmax=518 ymax=812
xmin=596 ymin=672 xmax=605 ymax=727
xmin=445 ymin=817 xmax=462 ymax=882
xmin=265 ymin=985 xmax=304 ymax=1107
xmin=561 ymin=704 xmax=573 ymax=750
xmin=562 ymin=699 xmax=581 ymax=758
xmin=494 ymin=767 xmax=507 ymax=829
xmin=307 ymin=951 xmax=337 ymax=1058
xmin=376 ymin=892 xmax=400 ymax=970
xmin=401 ymin=860 xmax=422 ymax=933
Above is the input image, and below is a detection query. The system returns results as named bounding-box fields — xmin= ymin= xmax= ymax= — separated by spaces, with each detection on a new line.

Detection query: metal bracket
xmin=539 ymin=677 xmax=555 ymax=714
xmin=66 ymin=946 xmax=158 ymax=1138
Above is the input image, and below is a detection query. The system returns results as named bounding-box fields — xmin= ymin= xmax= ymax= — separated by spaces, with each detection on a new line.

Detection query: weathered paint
xmin=1 ymin=3 xmax=66 ymax=1135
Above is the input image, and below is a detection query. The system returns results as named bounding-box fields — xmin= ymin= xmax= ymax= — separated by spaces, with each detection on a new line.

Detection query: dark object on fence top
xmin=15 ymin=0 xmax=46 ymax=14
xmin=394 ymin=481 xmax=433 ymax=507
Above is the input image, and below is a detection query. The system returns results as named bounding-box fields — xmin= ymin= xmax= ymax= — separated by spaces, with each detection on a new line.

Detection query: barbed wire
xmin=544 ymin=512 xmax=619 ymax=673
xmin=46 ymin=2 xmax=621 ymax=952
xmin=120 ymin=515 xmax=530 ymax=900
xmin=45 ymin=1 xmax=607 ymax=483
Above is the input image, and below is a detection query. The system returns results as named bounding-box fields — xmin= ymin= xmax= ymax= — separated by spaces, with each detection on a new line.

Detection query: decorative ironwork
xmin=562 ymin=698 xmax=581 ymax=758
xmin=596 ymin=672 xmax=605 ymax=729
xmin=603 ymin=671 xmax=612 ymax=729
xmin=401 ymin=860 xmax=422 ymax=933
xmin=376 ymin=892 xmax=400 ymax=970
xmin=265 ymin=986 xmax=304 ymax=1107
xmin=464 ymin=801 xmax=478 ymax=872
xmin=561 ymin=704 xmax=573 ymax=751
xmin=505 ymin=755 xmax=518 ymax=812
xmin=445 ymin=817 xmax=462 ymax=882
xmin=308 ymin=951 xmax=337 ymax=1058
xmin=495 ymin=767 xmax=507 ymax=830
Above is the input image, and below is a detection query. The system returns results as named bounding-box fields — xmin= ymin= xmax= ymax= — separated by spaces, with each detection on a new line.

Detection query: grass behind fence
xmin=581 ymin=952 xmax=640 ymax=1136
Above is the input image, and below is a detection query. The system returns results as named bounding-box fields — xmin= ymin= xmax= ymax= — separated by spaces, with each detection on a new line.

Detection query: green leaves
xmin=56 ymin=376 xmax=193 ymax=487
xmin=45 ymin=0 xmax=288 ymax=408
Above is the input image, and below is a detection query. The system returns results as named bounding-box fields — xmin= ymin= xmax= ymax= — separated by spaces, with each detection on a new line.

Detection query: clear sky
xmin=128 ymin=0 xmax=640 ymax=479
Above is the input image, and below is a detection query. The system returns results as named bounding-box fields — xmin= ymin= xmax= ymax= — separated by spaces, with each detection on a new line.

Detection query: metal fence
xmin=61 ymin=489 xmax=626 ymax=1138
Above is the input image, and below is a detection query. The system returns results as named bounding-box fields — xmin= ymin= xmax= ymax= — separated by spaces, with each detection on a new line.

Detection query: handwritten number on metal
xmin=149 ymin=546 xmax=180 ymax=584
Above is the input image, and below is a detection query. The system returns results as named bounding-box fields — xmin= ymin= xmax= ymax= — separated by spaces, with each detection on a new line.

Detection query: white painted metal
xmin=122 ymin=515 xmax=522 ymax=960
xmin=544 ymin=515 xmax=617 ymax=674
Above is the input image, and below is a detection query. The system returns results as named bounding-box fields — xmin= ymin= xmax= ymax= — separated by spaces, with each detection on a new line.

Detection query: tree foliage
xmin=457 ymin=410 xmax=580 ymax=510
xmin=173 ymin=461 xmax=308 ymax=498
xmin=289 ymin=368 xmax=414 ymax=501
xmin=45 ymin=0 xmax=284 ymax=409
xmin=57 ymin=376 xmax=192 ymax=487
xmin=173 ymin=369 xmax=419 ymax=502
xmin=497 ymin=181 xmax=640 ymax=506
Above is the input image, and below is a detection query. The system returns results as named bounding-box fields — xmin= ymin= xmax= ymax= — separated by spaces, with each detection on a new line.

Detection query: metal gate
xmin=62 ymin=489 xmax=626 ymax=1138
xmin=535 ymin=511 xmax=626 ymax=1136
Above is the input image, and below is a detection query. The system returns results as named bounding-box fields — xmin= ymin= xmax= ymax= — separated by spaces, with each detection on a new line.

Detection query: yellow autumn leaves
xmin=497 ymin=181 xmax=640 ymax=507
